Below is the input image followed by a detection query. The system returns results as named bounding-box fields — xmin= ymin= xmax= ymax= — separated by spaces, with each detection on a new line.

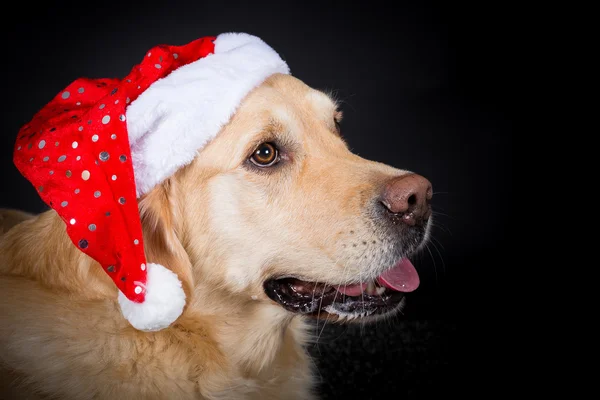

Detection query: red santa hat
xmin=13 ymin=33 xmax=290 ymax=331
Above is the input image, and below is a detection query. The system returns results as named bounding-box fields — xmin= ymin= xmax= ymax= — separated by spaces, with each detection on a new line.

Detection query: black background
xmin=0 ymin=1 xmax=512 ymax=398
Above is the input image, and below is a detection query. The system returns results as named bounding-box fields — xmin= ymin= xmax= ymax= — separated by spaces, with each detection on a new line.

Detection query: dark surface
xmin=0 ymin=1 xmax=512 ymax=398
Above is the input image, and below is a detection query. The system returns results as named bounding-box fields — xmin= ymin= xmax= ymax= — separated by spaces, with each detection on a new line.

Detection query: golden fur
xmin=0 ymin=74 xmax=415 ymax=399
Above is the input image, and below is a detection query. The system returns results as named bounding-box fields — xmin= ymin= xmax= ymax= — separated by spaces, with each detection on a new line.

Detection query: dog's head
xmin=140 ymin=73 xmax=432 ymax=323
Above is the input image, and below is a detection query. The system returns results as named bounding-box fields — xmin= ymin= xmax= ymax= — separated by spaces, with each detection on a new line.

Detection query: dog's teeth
xmin=375 ymin=286 xmax=385 ymax=295
xmin=366 ymin=281 xmax=376 ymax=295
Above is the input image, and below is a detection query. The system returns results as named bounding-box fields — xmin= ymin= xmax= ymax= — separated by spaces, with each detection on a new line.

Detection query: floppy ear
xmin=138 ymin=178 xmax=194 ymax=314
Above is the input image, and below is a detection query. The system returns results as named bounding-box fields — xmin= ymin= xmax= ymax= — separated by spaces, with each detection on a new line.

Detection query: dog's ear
xmin=138 ymin=178 xmax=194 ymax=310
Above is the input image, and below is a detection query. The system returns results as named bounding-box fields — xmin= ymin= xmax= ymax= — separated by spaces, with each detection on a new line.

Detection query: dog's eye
xmin=250 ymin=142 xmax=279 ymax=167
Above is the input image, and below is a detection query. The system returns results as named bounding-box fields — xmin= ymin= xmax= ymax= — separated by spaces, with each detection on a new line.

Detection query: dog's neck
xmin=185 ymin=269 xmax=313 ymax=378
xmin=215 ymin=302 xmax=310 ymax=377
xmin=0 ymin=210 xmax=314 ymax=385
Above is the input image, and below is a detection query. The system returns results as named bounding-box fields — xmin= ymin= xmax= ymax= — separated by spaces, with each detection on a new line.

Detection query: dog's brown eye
xmin=250 ymin=142 xmax=279 ymax=167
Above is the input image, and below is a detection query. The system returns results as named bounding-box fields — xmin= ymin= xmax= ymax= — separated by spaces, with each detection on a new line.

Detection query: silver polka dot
xmin=111 ymin=134 xmax=117 ymax=140
xmin=49 ymin=170 xmax=54 ymax=175
xmin=119 ymin=114 xmax=126 ymax=122
xmin=72 ymin=141 xmax=78 ymax=149
xmin=38 ymin=186 xmax=43 ymax=192
xmin=119 ymin=155 xmax=127 ymax=162
xmin=134 ymin=286 xmax=142 ymax=294
xmin=58 ymin=155 xmax=66 ymax=162
xmin=27 ymin=143 xmax=32 ymax=149
xmin=173 ymin=53 xmax=178 ymax=59
xmin=107 ymin=265 xmax=115 ymax=272
xmin=78 ymin=126 xmax=83 ymax=132
xmin=99 ymin=104 xmax=105 ymax=110
xmin=159 ymin=56 xmax=163 ymax=62
xmin=78 ymin=87 xmax=85 ymax=93
xmin=76 ymin=101 xmax=81 ymax=106
xmin=126 ymin=97 xmax=130 ymax=104
xmin=87 ymin=120 xmax=92 ymax=125
xmin=118 ymin=197 xmax=126 ymax=204
xmin=105 ymin=211 xmax=110 ymax=216
xmin=92 ymin=134 xmax=99 ymax=142
xmin=141 ymin=263 xmax=146 ymax=271
xmin=133 ymin=239 xmax=139 ymax=245
xmin=17 ymin=145 xmax=21 ymax=150
xmin=102 ymin=115 xmax=110 ymax=124
xmin=61 ymin=201 xmax=68 ymax=207
xmin=55 ymin=141 xmax=59 ymax=146
xmin=29 ymin=157 xmax=34 ymax=162
xmin=43 ymin=156 xmax=49 ymax=162
xmin=148 ymin=52 xmax=152 ymax=57
xmin=38 ymin=140 xmax=46 ymax=149
xmin=137 ymin=85 xmax=141 ymax=89
xmin=114 ymin=99 xmax=119 ymax=104
xmin=81 ymin=170 xmax=90 ymax=180
xmin=111 ymin=174 xmax=117 ymax=181
xmin=70 ymin=218 xmax=76 ymax=225
xmin=94 ymin=191 xmax=101 ymax=198
xmin=78 ymin=239 xmax=88 ymax=249
xmin=66 ymin=170 xmax=72 ymax=178
xmin=155 ymin=63 xmax=162 ymax=69
xmin=99 ymin=151 xmax=109 ymax=161
xmin=74 ymin=188 xmax=80 ymax=194
xmin=61 ymin=91 xmax=70 ymax=99
xmin=76 ymin=156 xmax=81 ymax=161
xmin=88 ymin=224 xmax=96 ymax=231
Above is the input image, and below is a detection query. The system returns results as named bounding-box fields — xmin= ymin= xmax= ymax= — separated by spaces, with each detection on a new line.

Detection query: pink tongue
xmin=336 ymin=259 xmax=420 ymax=296
xmin=377 ymin=258 xmax=420 ymax=292
xmin=336 ymin=282 xmax=366 ymax=296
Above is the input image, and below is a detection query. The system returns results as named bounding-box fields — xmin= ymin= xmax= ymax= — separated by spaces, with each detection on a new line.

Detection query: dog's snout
xmin=380 ymin=174 xmax=432 ymax=226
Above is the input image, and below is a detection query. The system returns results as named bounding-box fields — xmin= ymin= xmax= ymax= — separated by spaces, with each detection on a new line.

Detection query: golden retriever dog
xmin=0 ymin=73 xmax=433 ymax=399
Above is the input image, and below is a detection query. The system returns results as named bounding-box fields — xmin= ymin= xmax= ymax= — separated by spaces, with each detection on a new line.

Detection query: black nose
xmin=380 ymin=174 xmax=432 ymax=226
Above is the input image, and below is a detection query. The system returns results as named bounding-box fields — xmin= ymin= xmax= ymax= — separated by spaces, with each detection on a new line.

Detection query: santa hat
xmin=13 ymin=33 xmax=290 ymax=331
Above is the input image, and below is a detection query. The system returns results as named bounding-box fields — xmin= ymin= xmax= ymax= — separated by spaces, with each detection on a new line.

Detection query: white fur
xmin=126 ymin=32 xmax=290 ymax=197
xmin=117 ymin=263 xmax=186 ymax=331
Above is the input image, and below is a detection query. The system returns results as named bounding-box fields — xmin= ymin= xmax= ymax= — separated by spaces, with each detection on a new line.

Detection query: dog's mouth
xmin=263 ymin=258 xmax=419 ymax=320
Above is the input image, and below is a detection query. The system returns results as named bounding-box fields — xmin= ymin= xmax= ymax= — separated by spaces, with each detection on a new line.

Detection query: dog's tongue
xmin=377 ymin=258 xmax=420 ymax=292
xmin=337 ymin=259 xmax=420 ymax=296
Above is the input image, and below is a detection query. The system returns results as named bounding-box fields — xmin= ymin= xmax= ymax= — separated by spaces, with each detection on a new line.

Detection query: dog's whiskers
xmin=428 ymin=235 xmax=446 ymax=276
xmin=429 ymin=230 xmax=447 ymax=250
xmin=424 ymin=242 xmax=439 ymax=284
xmin=315 ymin=254 xmax=351 ymax=347
xmin=359 ymin=265 xmax=366 ymax=338
xmin=315 ymin=283 xmax=334 ymax=346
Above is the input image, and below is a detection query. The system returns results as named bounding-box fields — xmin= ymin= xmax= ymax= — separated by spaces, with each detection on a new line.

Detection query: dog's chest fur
xmin=0 ymin=289 xmax=315 ymax=400
xmin=0 ymin=211 xmax=316 ymax=400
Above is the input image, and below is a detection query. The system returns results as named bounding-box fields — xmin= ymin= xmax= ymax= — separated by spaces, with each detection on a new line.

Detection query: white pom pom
xmin=118 ymin=263 xmax=186 ymax=331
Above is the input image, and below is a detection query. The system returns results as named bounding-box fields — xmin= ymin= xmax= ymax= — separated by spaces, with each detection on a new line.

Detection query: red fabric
xmin=14 ymin=37 xmax=216 ymax=303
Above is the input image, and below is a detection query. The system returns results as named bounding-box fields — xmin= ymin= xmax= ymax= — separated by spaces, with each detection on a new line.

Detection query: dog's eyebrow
xmin=243 ymin=119 xmax=296 ymax=157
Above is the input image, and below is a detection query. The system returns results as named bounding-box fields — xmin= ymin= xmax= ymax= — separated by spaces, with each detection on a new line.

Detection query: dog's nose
xmin=381 ymin=174 xmax=432 ymax=226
